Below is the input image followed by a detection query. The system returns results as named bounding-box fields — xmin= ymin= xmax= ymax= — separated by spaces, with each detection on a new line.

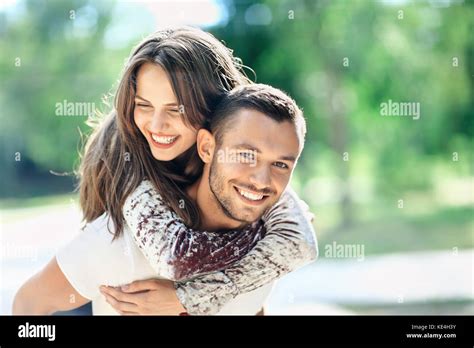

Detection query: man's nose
xmin=248 ymin=165 xmax=272 ymax=191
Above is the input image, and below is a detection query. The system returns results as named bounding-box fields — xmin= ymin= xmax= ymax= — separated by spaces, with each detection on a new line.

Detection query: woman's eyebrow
xmin=135 ymin=95 xmax=150 ymax=103
xmin=135 ymin=96 xmax=179 ymax=106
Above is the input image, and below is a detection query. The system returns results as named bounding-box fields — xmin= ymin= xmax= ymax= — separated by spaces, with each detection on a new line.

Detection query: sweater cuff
xmin=174 ymin=273 xmax=240 ymax=315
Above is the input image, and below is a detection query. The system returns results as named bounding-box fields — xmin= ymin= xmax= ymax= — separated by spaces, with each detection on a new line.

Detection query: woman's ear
xmin=196 ymin=129 xmax=215 ymax=163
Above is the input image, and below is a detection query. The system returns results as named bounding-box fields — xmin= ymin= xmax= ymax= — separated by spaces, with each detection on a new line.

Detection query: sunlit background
xmin=1 ymin=0 xmax=473 ymax=315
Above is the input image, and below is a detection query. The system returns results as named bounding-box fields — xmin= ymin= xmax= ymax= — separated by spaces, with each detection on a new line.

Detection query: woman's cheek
xmin=179 ymin=126 xmax=198 ymax=148
xmin=133 ymin=111 xmax=147 ymax=136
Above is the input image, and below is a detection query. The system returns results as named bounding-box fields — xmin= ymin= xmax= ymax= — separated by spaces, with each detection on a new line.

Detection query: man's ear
xmin=196 ymin=129 xmax=215 ymax=163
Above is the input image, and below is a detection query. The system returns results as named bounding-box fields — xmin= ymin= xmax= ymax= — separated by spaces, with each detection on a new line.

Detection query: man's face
xmin=209 ymin=108 xmax=301 ymax=224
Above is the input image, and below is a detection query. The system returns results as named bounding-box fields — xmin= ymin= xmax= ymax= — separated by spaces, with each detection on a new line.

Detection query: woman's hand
xmin=99 ymin=279 xmax=186 ymax=315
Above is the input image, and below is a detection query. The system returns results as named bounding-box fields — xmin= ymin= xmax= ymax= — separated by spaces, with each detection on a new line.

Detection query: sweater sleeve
xmin=123 ymin=179 xmax=266 ymax=281
xmin=175 ymin=186 xmax=318 ymax=315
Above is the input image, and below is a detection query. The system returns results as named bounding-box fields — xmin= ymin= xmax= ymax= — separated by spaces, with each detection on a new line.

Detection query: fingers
xmin=100 ymin=286 xmax=135 ymax=303
xmin=120 ymin=279 xmax=160 ymax=293
xmin=120 ymin=279 xmax=172 ymax=293
xmin=101 ymin=291 xmax=139 ymax=314
xmin=100 ymin=286 xmax=146 ymax=310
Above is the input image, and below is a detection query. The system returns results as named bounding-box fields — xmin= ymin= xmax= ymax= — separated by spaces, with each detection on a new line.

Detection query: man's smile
xmin=233 ymin=185 xmax=270 ymax=206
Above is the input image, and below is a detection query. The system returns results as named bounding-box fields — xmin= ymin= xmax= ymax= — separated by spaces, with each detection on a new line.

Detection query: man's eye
xmin=274 ymin=162 xmax=289 ymax=169
xmin=238 ymin=152 xmax=255 ymax=161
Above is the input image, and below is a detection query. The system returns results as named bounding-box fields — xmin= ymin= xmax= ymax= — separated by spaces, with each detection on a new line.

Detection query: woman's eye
xmin=274 ymin=162 xmax=289 ymax=169
xmin=136 ymin=103 xmax=151 ymax=109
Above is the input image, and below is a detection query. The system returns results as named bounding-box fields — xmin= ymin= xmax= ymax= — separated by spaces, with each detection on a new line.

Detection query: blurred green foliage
xmin=0 ymin=0 xmax=472 ymax=247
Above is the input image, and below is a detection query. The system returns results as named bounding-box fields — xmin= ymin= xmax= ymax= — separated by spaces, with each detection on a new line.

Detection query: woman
xmin=13 ymin=27 xmax=317 ymax=315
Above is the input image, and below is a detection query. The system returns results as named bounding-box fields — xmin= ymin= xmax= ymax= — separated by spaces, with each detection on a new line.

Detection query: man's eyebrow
xmin=279 ymin=155 xmax=296 ymax=162
xmin=234 ymin=143 xmax=261 ymax=153
xmin=234 ymin=144 xmax=296 ymax=162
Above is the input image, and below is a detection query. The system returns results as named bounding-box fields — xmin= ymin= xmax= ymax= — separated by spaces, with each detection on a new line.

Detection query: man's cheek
xmin=274 ymin=176 xmax=291 ymax=199
xmin=225 ymin=163 xmax=248 ymax=177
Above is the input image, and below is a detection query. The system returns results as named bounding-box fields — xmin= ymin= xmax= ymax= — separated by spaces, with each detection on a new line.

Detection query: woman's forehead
xmin=135 ymin=63 xmax=177 ymax=103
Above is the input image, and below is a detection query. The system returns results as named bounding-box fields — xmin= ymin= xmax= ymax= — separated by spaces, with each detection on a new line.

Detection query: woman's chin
xmin=150 ymin=149 xmax=179 ymax=162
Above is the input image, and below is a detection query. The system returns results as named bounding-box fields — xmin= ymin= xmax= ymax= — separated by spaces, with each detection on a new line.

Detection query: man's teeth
xmin=237 ymin=188 xmax=264 ymax=201
xmin=151 ymin=134 xmax=177 ymax=144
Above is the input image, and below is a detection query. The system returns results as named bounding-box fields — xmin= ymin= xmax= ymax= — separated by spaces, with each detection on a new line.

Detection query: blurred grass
xmin=2 ymin=193 xmax=472 ymax=257
xmin=0 ymin=194 xmax=77 ymax=224
xmin=344 ymin=298 xmax=474 ymax=315
xmin=0 ymin=194 xmax=77 ymax=210
xmin=314 ymin=200 xmax=473 ymax=255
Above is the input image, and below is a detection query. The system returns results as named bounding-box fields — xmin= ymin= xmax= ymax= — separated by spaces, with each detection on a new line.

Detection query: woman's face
xmin=134 ymin=62 xmax=198 ymax=161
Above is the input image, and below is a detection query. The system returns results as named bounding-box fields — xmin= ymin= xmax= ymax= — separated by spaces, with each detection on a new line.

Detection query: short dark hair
xmin=210 ymin=84 xmax=306 ymax=149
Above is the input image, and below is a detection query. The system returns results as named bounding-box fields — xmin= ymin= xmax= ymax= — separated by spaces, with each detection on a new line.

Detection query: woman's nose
xmin=150 ymin=110 xmax=169 ymax=132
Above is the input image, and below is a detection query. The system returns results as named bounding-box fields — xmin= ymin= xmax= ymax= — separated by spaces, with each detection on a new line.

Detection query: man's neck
xmin=187 ymin=176 xmax=244 ymax=231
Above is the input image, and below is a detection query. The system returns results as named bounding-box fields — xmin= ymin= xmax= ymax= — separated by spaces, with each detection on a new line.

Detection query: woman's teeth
xmin=237 ymin=188 xmax=264 ymax=201
xmin=151 ymin=134 xmax=177 ymax=144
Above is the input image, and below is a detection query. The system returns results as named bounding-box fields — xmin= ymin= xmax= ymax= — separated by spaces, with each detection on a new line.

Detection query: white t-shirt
xmin=56 ymin=214 xmax=273 ymax=315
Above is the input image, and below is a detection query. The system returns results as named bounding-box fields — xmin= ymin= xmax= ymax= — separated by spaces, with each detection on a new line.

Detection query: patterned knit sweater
xmin=123 ymin=179 xmax=318 ymax=315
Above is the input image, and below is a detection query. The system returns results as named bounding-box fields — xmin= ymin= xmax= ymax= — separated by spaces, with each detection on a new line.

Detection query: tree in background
xmin=1 ymin=0 xmax=472 ymax=237
xmin=212 ymin=0 xmax=473 ymax=229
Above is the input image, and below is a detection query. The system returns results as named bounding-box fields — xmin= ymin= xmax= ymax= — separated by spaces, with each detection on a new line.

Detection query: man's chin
xmin=229 ymin=207 xmax=265 ymax=224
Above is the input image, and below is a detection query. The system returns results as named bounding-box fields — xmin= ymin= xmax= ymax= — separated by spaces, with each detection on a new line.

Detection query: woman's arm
xmin=123 ymin=180 xmax=266 ymax=281
xmin=175 ymin=187 xmax=317 ymax=315
xmin=125 ymin=180 xmax=317 ymax=315
xmin=12 ymin=257 xmax=89 ymax=315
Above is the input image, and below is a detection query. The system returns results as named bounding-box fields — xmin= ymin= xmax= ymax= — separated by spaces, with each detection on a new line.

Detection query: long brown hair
xmin=77 ymin=27 xmax=251 ymax=238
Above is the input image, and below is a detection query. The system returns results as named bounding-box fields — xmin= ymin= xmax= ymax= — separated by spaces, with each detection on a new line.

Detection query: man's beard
xmin=209 ymin=158 xmax=248 ymax=224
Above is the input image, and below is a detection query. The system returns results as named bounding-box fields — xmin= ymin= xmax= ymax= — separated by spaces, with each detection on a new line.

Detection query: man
xmin=13 ymin=84 xmax=316 ymax=315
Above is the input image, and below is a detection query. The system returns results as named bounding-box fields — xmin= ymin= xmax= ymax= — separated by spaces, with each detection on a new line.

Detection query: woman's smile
xmin=148 ymin=131 xmax=180 ymax=149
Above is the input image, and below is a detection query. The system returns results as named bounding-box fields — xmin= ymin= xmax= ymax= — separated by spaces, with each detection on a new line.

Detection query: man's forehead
xmin=219 ymin=109 xmax=301 ymax=157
